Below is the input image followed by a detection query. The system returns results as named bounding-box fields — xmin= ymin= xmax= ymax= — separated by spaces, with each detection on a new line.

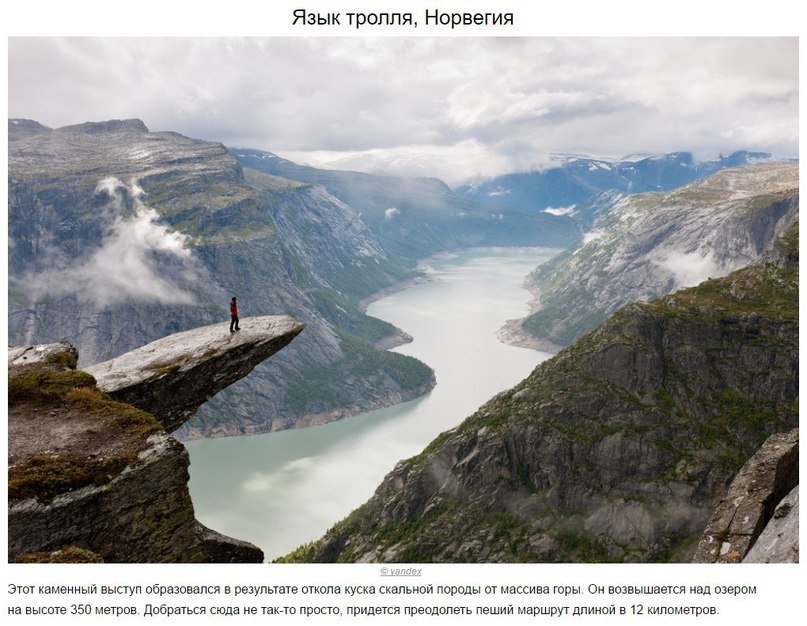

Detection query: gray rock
xmin=8 ymin=341 xmax=78 ymax=366
xmin=744 ymin=486 xmax=798 ymax=563
xmin=9 ymin=433 xmax=262 ymax=563
xmin=523 ymin=163 xmax=799 ymax=347
xmin=194 ymin=523 xmax=264 ymax=563
xmin=85 ymin=315 xmax=304 ymax=432
xmin=692 ymin=428 xmax=798 ymax=563
xmin=7 ymin=319 xmax=301 ymax=562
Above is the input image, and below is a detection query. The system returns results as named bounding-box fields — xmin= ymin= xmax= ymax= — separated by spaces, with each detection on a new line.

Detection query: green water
xmin=186 ymin=248 xmax=555 ymax=560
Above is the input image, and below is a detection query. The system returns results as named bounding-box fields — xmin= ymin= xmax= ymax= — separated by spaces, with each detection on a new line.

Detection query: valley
xmin=7 ymin=117 xmax=799 ymax=564
xmin=186 ymin=248 xmax=555 ymax=559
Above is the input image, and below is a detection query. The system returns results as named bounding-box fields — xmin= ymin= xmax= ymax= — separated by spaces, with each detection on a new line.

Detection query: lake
xmin=186 ymin=248 xmax=555 ymax=560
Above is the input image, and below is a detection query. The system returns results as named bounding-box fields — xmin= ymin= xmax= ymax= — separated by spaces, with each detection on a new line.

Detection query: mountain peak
xmin=60 ymin=118 xmax=149 ymax=134
xmin=9 ymin=118 xmax=50 ymax=131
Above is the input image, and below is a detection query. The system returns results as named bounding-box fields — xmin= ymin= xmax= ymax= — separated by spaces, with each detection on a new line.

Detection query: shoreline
xmin=182 ymin=247 xmax=565 ymax=441
xmin=358 ymin=274 xmax=431 ymax=313
xmin=359 ymin=274 xmax=429 ymax=351
xmin=496 ymin=318 xmax=564 ymax=354
xmin=358 ymin=249 xmax=463 ymax=313
xmin=494 ymin=253 xmax=565 ymax=355
xmin=361 ymin=245 xmax=565 ymax=354
xmin=359 ymin=251 xmax=459 ymax=350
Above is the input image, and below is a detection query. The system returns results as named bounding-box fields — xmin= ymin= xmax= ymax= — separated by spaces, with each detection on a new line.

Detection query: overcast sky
xmin=8 ymin=37 xmax=798 ymax=185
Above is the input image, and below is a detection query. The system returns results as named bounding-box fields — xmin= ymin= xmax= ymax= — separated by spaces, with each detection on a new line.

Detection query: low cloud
xmin=384 ymin=207 xmax=400 ymax=220
xmin=544 ymin=205 xmax=576 ymax=216
xmin=29 ymin=178 xmax=200 ymax=307
xmin=582 ymin=230 xmax=606 ymax=244
xmin=652 ymin=250 xmax=723 ymax=289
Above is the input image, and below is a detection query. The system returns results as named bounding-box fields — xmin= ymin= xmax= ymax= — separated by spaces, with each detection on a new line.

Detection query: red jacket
xmin=230 ymin=301 xmax=238 ymax=317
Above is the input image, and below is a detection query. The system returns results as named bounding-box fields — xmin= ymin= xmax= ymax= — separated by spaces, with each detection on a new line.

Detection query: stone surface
xmin=7 ymin=316 xmax=304 ymax=562
xmin=744 ymin=486 xmax=799 ymax=563
xmin=692 ymin=428 xmax=798 ymax=563
xmin=9 ymin=433 xmax=262 ymax=563
xmin=194 ymin=523 xmax=265 ymax=563
xmin=85 ymin=315 xmax=304 ymax=432
xmin=8 ymin=341 xmax=78 ymax=366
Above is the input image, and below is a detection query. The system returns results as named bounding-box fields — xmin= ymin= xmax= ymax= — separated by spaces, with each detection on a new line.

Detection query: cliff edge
xmin=85 ymin=315 xmax=305 ymax=432
xmin=8 ymin=316 xmax=303 ymax=563
xmin=693 ymin=428 xmax=798 ymax=563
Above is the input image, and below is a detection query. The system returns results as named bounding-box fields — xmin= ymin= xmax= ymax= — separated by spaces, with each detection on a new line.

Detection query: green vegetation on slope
xmin=282 ymin=331 xmax=434 ymax=416
xmin=8 ymin=362 xmax=163 ymax=503
xmin=283 ymin=224 xmax=798 ymax=563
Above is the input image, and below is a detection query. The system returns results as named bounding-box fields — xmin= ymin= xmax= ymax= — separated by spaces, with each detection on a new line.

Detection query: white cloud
xmin=652 ymin=250 xmax=723 ymax=289
xmin=544 ymin=205 xmax=576 ymax=216
xmin=384 ymin=207 xmax=400 ymax=220
xmin=8 ymin=38 xmax=798 ymax=185
xmin=583 ymin=230 xmax=606 ymax=244
xmin=28 ymin=178 xmax=199 ymax=307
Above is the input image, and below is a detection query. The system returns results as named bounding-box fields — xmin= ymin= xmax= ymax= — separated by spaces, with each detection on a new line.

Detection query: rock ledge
xmin=85 ymin=315 xmax=305 ymax=432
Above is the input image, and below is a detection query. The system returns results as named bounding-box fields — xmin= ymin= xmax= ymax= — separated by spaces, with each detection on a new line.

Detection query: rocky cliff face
xmin=8 ymin=316 xmax=303 ymax=562
xmin=7 ymin=118 xmax=433 ymax=438
xmin=285 ymin=224 xmax=798 ymax=563
xmin=743 ymin=486 xmax=798 ymax=563
xmin=693 ymin=428 xmax=798 ymax=563
xmin=522 ymin=163 xmax=799 ymax=347
xmin=9 ymin=429 xmax=260 ymax=563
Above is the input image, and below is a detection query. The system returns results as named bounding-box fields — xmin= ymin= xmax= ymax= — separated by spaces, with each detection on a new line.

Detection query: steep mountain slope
xmin=455 ymin=151 xmax=778 ymax=219
xmin=522 ymin=163 xmax=798 ymax=347
xmin=285 ymin=224 xmax=798 ymax=563
xmin=7 ymin=119 xmax=433 ymax=438
xmin=230 ymin=148 xmax=581 ymax=260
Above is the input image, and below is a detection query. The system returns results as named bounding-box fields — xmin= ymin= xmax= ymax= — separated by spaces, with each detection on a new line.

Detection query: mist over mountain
xmin=230 ymin=148 xmax=582 ymax=260
xmin=5 ymin=118 xmax=584 ymax=439
xmin=455 ymin=151 xmax=783 ymax=226
xmin=521 ymin=163 xmax=799 ymax=347
xmin=7 ymin=119 xmax=435 ymax=438
xmin=8 ymin=118 xmax=797 ymax=444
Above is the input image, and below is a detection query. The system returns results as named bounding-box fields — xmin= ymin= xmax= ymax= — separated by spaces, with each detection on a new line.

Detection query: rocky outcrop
xmin=522 ymin=163 xmax=799 ymax=347
xmin=744 ymin=486 xmax=798 ymax=563
xmin=284 ymin=224 xmax=798 ymax=564
xmin=8 ymin=317 xmax=302 ymax=562
xmin=9 ymin=432 xmax=262 ymax=563
xmin=85 ymin=315 xmax=304 ymax=432
xmin=693 ymin=428 xmax=798 ymax=563
xmin=8 ymin=340 xmax=78 ymax=368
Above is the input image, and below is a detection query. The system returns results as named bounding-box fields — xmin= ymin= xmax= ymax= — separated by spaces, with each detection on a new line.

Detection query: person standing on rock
xmin=229 ymin=297 xmax=240 ymax=332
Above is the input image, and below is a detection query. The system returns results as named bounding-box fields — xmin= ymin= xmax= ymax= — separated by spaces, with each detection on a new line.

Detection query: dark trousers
xmin=230 ymin=315 xmax=239 ymax=331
